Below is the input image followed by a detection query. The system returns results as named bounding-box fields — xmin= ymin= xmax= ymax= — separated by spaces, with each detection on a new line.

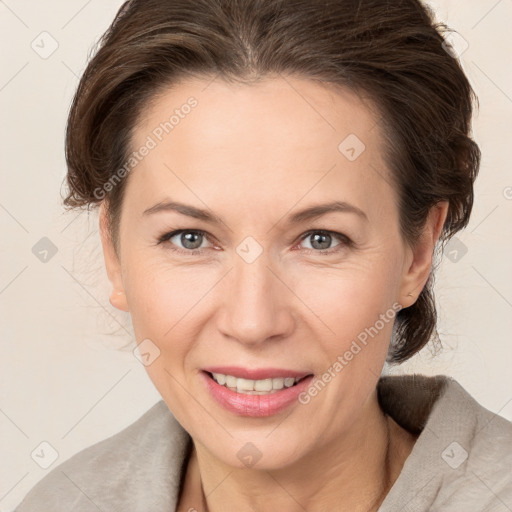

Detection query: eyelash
xmin=157 ymin=229 xmax=352 ymax=256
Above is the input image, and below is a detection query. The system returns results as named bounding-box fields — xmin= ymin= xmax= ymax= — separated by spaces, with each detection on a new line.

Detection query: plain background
xmin=1 ymin=0 xmax=511 ymax=510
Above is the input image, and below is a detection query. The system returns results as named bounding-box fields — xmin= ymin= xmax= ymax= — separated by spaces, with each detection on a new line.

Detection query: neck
xmin=182 ymin=388 xmax=414 ymax=512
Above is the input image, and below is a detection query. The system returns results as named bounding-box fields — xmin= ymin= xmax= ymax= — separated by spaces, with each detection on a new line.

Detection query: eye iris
xmin=310 ymin=233 xmax=331 ymax=250
xmin=181 ymin=232 xmax=203 ymax=249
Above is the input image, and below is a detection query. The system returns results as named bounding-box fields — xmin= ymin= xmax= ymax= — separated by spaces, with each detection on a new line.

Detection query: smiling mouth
xmin=205 ymin=371 xmax=311 ymax=395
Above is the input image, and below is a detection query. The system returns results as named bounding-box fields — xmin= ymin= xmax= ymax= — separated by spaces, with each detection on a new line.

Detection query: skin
xmin=99 ymin=75 xmax=448 ymax=511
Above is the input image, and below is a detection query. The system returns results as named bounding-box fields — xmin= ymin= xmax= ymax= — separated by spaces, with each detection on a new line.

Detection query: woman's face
xmin=101 ymin=76 xmax=441 ymax=469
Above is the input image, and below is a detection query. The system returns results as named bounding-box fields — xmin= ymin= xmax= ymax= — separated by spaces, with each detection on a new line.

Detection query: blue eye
xmin=158 ymin=230 xmax=212 ymax=254
xmin=298 ymin=230 xmax=351 ymax=254
xmin=157 ymin=229 xmax=351 ymax=256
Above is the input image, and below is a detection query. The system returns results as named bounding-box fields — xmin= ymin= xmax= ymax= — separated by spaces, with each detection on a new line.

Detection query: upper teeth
xmin=211 ymin=373 xmax=302 ymax=394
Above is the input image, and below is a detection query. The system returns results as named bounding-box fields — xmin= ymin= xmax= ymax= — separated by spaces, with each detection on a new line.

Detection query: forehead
xmin=135 ymin=75 xmax=382 ymax=159
xmin=127 ymin=76 xmax=396 ymax=226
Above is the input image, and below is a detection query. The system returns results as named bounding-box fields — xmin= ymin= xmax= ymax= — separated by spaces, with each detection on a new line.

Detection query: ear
xmin=99 ymin=202 xmax=129 ymax=312
xmin=398 ymin=201 xmax=449 ymax=308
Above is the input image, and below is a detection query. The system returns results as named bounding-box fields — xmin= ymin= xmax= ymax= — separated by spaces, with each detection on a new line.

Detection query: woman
xmin=15 ymin=0 xmax=512 ymax=511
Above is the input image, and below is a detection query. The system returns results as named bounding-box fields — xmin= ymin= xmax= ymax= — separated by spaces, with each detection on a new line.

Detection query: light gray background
xmin=1 ymin=0 xmax=511 ymax=510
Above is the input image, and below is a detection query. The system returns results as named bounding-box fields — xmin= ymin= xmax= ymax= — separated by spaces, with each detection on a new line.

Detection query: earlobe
xmin=398 ymin=201 xmax=449 ymax=307
xmin=109 ymin=290 xmax=129 ymax=311
xmin=99 ymin=202 xmax=129 ymax=312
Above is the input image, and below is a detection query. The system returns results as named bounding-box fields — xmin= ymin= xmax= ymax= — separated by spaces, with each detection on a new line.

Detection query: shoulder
xmin=378 ymin=374 xmax=512 ymax=511
xmin=14 ymin=400 xmax=191 ymax=512
xmin=432 ymin=377 xmax=512 ymax=510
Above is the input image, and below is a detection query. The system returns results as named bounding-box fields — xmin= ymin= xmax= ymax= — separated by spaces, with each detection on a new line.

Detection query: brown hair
xmin=63 ymin=0 xmax=480 ymax=363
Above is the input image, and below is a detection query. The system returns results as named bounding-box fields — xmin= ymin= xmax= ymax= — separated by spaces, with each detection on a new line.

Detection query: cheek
xmin=125 ymin=266 xmax=203 ymax=337
xmin=122 ymin=261 xmax=216 ymax=412
xmin=291 ymin=257 xmax=400 ymax=337
xmin=123 ymin=238 xmax=402 ymax=359
xmin=122 ymin=253 xmax=223 ymax=359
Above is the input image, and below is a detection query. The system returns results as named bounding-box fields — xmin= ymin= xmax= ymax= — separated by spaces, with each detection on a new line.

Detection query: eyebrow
xmin=142 ymin=199 xmax=368 ymax=224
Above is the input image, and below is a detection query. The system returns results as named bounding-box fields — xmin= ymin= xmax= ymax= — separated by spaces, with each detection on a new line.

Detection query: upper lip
xmin=202 ymin=366 xmax=312 ymax=380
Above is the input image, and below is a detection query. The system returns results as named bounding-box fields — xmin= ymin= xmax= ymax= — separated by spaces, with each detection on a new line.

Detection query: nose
xmin=216 ymin=253 xmax=295 ymax=347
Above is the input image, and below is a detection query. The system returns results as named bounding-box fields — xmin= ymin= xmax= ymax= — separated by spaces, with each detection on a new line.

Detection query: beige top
xmin=15 ymin=374 xmax=512 ymax=511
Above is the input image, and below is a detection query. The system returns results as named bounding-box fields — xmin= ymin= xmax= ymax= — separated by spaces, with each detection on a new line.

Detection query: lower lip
xmin=201 ymin=371 xmax=314 ymax=417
